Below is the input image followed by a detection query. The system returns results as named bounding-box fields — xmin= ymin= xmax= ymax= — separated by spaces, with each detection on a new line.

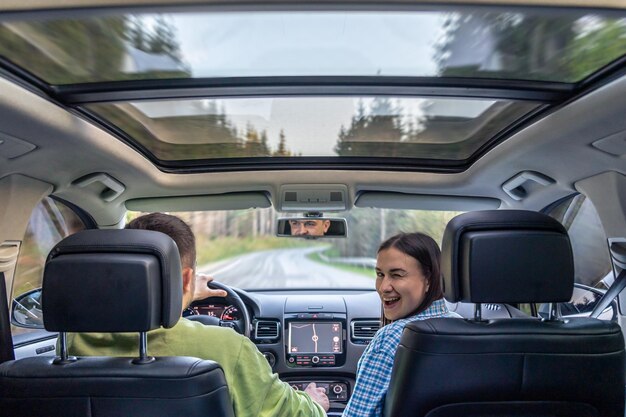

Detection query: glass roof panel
xmin=85 ymin=96 xmax=540 ymax=162
xmin=0 ymin=9 xmax=624 ymax=84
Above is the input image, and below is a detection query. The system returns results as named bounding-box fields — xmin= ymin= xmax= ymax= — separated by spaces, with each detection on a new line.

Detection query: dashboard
xmin=187 ymin=289 xmax=523 ymax=415
xmin=188 ymin=290 xmax=381 ymax=415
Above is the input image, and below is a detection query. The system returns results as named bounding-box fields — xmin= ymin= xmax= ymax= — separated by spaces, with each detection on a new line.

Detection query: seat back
xmin=0 ymin=229 xmax=235 ymax=417
xmin=384 ymin=210 xmax=625 ymax=417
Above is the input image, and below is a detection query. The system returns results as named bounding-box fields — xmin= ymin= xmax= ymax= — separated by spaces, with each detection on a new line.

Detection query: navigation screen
xmin=288 ymin=322 xmax=342 ymax=354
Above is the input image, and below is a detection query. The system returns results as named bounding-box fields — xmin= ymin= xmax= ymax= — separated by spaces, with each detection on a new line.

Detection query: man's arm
xmin=230 ymin=336 xmax=328 ymax=417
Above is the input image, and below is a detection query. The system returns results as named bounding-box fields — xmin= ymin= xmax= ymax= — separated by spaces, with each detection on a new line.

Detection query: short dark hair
xmin=126 ymin=213 xmax=196 ymax=269
xmin=378 ymin=232 xmax=443 ymax=324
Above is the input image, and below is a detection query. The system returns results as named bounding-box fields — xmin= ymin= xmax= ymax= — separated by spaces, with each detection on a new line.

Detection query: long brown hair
xmin=378 ymin=232 xmax=443 ymax=326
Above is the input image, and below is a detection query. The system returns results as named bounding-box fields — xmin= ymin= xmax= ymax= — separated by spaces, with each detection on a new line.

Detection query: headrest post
xmin=547 ymin=302 xmax=561 ymax=321
xmin=52 ymin=332 xmax=77 ymax=365
xmin=474 ymin=303 xmax=482 ymax=321
xmin=132 ymin=332 xmax=155 ymax=365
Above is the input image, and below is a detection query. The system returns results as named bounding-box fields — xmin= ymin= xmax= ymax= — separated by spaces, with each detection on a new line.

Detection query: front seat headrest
xmin=441 ymin=210 xmax=574 ymax=304
xmin=42 ymin=229 xmax=183 ymax=332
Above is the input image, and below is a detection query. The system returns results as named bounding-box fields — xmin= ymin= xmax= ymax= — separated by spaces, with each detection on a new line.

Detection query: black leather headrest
xmin=42 ymin=229 xmax=182 ymax=332
xmin=441 ymin=210 xmax=574 ymax=303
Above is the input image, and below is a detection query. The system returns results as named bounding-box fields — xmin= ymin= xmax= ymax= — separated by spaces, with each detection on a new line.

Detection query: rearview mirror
xmin=12 ymin=288 xmax=44 ymax=329
xmin=277 ymin=217 xmax=347 ymax=238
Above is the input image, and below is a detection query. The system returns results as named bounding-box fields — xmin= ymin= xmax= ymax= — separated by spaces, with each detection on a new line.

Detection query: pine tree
xmin=243 ymin=124 xmax=261 ymax=157
xmin=127 ymin=18 xmax=148 ymax=51
xmin=274 ymin=129 xmax=291 ymax=156
xmin=334 ymin=98 xmax=405 ymax=157
xmin=148 ymin=15 xmax=183 ymax=62
xmin=260 ymin=130 xmax=271 ymax=156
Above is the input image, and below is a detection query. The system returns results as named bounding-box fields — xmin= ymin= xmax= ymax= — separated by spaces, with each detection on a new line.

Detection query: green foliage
xmin=0 ymin=15 xmax=190 ymax=84
xmin=566 ymin=20 xmax=626 ymax=81
xmin=329 ymin=208 xmax=462 ymax=258
xmin=0 ymin=17 xmax=127 ymax=83
xmin=436 ymin=13 xmax=626 ymax=82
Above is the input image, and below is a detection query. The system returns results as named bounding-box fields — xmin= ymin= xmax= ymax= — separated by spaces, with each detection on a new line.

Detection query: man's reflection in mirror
xmin=289 ymin=219 xmax=331 ymax=236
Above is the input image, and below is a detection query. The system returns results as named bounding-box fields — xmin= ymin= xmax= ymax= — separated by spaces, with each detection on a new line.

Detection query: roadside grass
xmin=196 ymin=235 xmax=314 ymax=264
xmin=307 ymin=251 xmax=375 ymax=278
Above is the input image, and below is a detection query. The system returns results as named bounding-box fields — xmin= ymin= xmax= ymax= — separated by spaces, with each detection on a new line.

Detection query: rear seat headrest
xmin=43 ymin=229 xmax=183 ymax=333
xmin=441 ymin=210 xmax=574 ymax=304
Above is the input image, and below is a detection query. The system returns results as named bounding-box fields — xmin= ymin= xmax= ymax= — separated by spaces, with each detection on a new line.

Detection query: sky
xmin=171 ymin=11 xmax=445 ymax=78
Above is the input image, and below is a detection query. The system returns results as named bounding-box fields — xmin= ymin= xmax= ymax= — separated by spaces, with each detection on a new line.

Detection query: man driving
xmin=289 ymin=219 xmax=331 ymax=236
xmin=66 ymin=213 xmax=329 ymax=417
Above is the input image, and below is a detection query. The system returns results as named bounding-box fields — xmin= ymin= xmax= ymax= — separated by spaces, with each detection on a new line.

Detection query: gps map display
xmin=288 ymin=322 xmax=342 ymax=354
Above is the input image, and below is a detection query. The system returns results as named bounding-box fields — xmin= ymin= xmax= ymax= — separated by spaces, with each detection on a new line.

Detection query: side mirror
xmin=12 ymin=288 xmax=44 ymax=328
xmin=538 ymin=283 xmax=617 ymax=321
xmin=277 ymin=217 xmax=347 ymax=238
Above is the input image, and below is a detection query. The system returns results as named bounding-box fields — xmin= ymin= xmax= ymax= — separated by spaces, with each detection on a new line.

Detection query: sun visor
xmin=125 ymin=191 xmax=271 ymax=212
xmin=355 ymin=191 xmax=500 ymax=211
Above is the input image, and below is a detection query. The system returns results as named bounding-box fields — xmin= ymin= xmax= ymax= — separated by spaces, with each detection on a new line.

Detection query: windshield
xmin=128 ymin=207 xmax=461 ymax=290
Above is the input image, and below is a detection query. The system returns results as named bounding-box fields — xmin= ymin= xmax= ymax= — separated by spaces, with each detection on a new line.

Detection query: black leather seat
xmin=384 ymin=210 xmax=625 ymax=417
xmin=0 ymin=229 xmax=235 ymax=417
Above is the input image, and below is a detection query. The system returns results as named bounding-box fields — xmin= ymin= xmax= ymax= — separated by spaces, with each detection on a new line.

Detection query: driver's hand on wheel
xmin=193 ymin=273 xmax=227 ymax=301
xmin=304 ymin=382 xmax=330 ymax=412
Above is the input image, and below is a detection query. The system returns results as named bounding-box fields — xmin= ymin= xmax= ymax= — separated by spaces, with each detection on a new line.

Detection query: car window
xmin=548 ymin=194 xmax=612 ymax=289
xmin=128 ymin=207 xmax=462 ymax=290
xmin=11 ymin=198 xmax=86 ymax=337
xmin=544 ymin=194 xmax=613 ymax=319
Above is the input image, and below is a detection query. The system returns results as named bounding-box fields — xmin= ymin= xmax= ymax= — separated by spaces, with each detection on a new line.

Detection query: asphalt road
xmin=199 ymin=247 xmax=375 ymax=289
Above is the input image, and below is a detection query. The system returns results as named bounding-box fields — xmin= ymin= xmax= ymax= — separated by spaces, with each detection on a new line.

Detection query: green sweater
xmin=66 ymin=318 xmax=325 ymax=417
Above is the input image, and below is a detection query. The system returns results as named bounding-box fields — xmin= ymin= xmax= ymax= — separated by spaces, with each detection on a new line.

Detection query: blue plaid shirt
xmin=343 ymin=299 xmax=454 ymax=417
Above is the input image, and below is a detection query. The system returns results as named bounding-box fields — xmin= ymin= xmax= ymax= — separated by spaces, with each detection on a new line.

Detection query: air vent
xmin=255 ymin=320 xmax=280 ymax=340
xmin=351 ymin=320 xmax=381 ymax=341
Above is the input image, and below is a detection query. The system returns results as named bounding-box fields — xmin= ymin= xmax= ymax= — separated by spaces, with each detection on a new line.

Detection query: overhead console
xmin=277 ymin=184 xmax=349 ymax=212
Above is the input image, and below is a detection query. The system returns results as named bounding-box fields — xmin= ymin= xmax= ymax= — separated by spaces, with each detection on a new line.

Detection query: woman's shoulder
xmin=368 ymin=320 xmax=408 ymax=353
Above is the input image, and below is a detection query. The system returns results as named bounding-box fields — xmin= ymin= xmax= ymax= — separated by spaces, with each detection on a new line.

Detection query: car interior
xmin=0 ymin=0 xmax=626 ymax=416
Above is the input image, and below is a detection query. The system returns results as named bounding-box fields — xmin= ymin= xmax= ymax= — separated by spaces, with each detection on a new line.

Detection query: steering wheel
xmin=185 ymin=281 xmax=251 ymax=337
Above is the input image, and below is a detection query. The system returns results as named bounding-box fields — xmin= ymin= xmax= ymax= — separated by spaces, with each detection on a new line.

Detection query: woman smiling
xmin=343 ymin=233 xmax=458 ymax=417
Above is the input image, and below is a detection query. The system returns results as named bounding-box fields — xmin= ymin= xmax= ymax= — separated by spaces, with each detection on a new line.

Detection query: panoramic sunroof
xmin=85 ymin=97 xmax=540 ymax=161
xmin=0 ymin=6 xmax=624 ymax=170
xmin=0 ymin=9 xmax=624 ymax=84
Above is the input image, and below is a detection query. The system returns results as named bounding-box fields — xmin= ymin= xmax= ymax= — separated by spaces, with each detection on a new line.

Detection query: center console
xmin=287 ymin=380 xmax=349 ymax=402
xmin=274 ymin=296 xmax=368 ymax=411
xmin=283 ymin=312 xmax=351 ymax=409
xmin=284 ymin=313 xmax=347 ymax=368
